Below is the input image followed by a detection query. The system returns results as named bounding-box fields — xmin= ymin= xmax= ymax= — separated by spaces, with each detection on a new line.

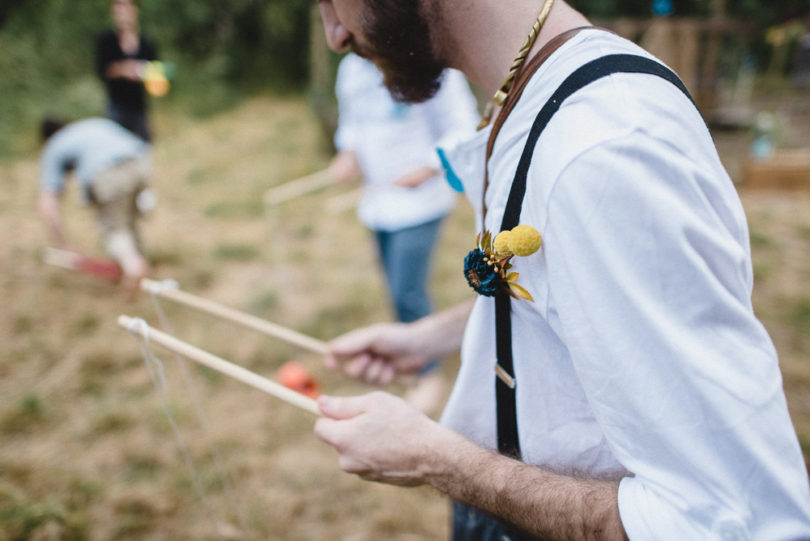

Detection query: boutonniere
xmin=463 ymin=225 xmax=542 ymax=302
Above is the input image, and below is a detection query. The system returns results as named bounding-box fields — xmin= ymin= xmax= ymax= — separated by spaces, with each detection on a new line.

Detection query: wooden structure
xmin=742 ymin=150 xmax=810 ymax=190
xmin=597 ymin=14 xmax=752 ymax=123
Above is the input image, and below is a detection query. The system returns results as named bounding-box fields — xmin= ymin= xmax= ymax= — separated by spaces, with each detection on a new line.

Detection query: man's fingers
xmin=345 ymin=354 xmax=372 ymax=378
xmin=325 ymin=327 xmax=378 ymax=374
xmin=339 ymin=454 xmax=372 ymax=475
xmin=313 ymin=417 xmax=340 ymax=446
xmin=325 ymin=324 xmax=407 ymax=384
xmin=364 ymin=358 xmax=384 ymax=383
xmin=317 ymin=394 xmax=368 ymax=420
xmin=344 ymin=357 xmax=397 ymax=385
xmin=313 ymin=422 xmax=373 ymax=476
xmin=324 ymin=353 xmax=340 ymax=370
xmin=378 ymin=364 xmax=396 ymax=385
xmin=328 ymin=325 xmax=382 ymax=357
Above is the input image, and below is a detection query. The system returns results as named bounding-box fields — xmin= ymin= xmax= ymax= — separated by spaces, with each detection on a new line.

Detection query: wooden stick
xmin=43 ymin=246 xmax=80 ymax=270
xmin=141 ymin=278 xmax=329 ymax=355
xmin=118 ymin=315 xmax=320 ymax=416
xmin=263 ymin=169 xmax=337 ymax=207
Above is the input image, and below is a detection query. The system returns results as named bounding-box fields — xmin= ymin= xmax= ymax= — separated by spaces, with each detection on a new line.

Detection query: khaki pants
xmin=89 ymin=157 xmax=151 ymax=273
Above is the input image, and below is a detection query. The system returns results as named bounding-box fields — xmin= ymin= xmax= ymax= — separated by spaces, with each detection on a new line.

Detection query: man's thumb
xmin=317 ymin=394 xmax=367 ymax=420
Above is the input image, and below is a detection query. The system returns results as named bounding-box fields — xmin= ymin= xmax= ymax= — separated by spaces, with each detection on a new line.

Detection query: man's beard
xmin=355 ymin=0 xmax=446 ymax=103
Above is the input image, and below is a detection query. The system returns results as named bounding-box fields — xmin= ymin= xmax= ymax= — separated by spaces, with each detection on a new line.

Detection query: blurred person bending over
xmin=313 ymin=0 xmax=810 ymax=540
xmin=326 ymin=53 xmax=479 ymax=414
xmin=38 ymin=117 xmax=152 ymax=292
xmin=95 ymin=0 xmax=158 ymax=141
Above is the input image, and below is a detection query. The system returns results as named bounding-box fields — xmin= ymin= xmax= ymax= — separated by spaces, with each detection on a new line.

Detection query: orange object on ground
xmin=275 ymin=361 xmax=321 ymax=398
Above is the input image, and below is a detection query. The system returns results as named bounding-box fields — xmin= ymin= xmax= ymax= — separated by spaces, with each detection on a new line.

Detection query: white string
xmin=147 ymin=283 xmax=248 ymax=531
xmin=125 ymin=318 xmax=213 ymax=514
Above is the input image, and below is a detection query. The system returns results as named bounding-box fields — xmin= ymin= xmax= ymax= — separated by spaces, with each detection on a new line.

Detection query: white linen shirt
xmin=334 ymin=53 xmax=479 ymax=231
xmin=439 ymin=29 xmax=810 ymax=540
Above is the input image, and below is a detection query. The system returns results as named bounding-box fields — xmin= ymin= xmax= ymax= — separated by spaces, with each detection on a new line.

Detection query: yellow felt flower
xmin=493 ymin=231 xmax=513 ymax=256
xmin=507 ymin=225 xmax=542 ymax=256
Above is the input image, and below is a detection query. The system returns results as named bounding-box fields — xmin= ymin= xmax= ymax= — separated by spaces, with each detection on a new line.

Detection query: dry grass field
xmin=1 ymin=90 xmax=809 ymax=540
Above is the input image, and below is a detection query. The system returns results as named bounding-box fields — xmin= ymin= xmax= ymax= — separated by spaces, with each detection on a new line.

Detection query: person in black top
xmin=95 ymin=0 xmax=158 ymax=141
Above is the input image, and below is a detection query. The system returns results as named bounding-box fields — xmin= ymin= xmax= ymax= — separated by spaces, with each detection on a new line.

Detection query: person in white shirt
xmin=326 ymin=53 xmax=479 ymax=414
xmin=312 ymin=1 xmax=810 ymax=540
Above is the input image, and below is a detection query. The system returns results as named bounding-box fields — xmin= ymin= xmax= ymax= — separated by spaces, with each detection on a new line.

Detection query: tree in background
xmin=0 ymin=0 xmax=805 ymax=157
xmin=575 ymin=0 xmax=806 ymax=21
xmin=0 ymin=0 xmax=312 ymax=156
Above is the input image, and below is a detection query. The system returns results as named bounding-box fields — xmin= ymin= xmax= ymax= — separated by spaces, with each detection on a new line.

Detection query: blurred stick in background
xmin=263 ymin=169 xmax=337 ymax=208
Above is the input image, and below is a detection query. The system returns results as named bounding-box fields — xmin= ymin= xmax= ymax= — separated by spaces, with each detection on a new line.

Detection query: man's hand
xmin=392 ymin=165 xmax=438 ymax=189
xmin=326 ymin=322 xmax=433 ymax=385
xmin=105 ymin=59 xmax=144 ymax=81
xmin=315 ymin=390 xmax=629 ymax=541
xmin=315 ymin=391 xmax=455 ymax=486
xmin=325 ymin=302 xmax=473 ymax=385
xmin=327 ymin=150 xmax=361 ymax=184
xmin=38 ymin=191 xmax=71 ymax=250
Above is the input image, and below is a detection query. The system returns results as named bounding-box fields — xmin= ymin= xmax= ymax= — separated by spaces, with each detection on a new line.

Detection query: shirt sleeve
xmin=333 ymin=59 xmax=360 ymax=152
xmin=541 ymin=134 xmax=810 ymax=539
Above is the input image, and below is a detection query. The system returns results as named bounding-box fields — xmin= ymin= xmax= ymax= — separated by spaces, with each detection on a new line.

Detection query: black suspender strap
xmin=494 ymin=53 xmax=696 ymax=459
xmin=495 ymin=292 xmax=520 ymax=458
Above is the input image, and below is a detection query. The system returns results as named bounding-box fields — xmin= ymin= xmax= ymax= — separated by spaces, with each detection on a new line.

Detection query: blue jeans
xmin=374 ymin=218 xmax=442 ymax=324
xmin=452 ymin=502 xmax=544 ymax=541
xmin=374 ymin=218 xmax=443 ymax=375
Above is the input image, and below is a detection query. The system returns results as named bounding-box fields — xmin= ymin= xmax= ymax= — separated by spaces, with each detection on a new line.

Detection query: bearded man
xmin=312 ymin=1 xmax=810 ymax=539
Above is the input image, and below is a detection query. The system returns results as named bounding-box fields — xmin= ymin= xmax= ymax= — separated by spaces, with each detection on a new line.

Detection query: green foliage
xmin=144 ymin=0 xmax=311 ymax=85
xmin=1 ymin=0 xmax=806 ymax=158
xmin=0 ymin=0 xmax=313 ymax=157
xmin=574 ymin=0 xmax=806 ymax=20
xmin=574 ymin=0 xmax=700 ymax=18
xmin=726 ymin=0 xmax=808 ymax=24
